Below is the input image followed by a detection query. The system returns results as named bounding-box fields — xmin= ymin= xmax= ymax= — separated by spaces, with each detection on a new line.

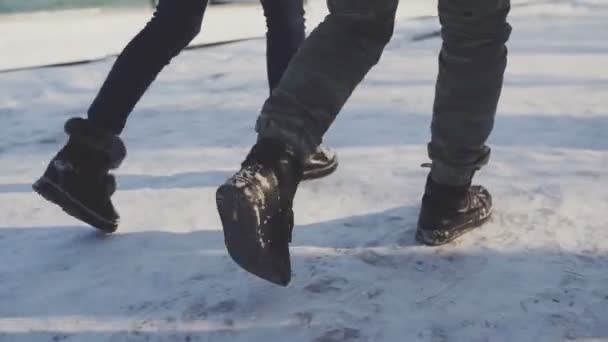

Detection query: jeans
xmin=88 ymin=0 xmax=306 ymax=135
xmin=256 ymin=0 xmax=511 ymax=185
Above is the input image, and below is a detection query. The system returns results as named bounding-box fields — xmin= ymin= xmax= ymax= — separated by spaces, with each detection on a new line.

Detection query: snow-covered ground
xmin=1 ymin=0 xmax=607 ymax=341
xmin=0 ymin=0 xmax=437 ymax=72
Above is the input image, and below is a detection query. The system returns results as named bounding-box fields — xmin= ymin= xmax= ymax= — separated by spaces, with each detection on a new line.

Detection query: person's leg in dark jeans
xmin=216 ymin=0 xmax=511 ymax=285
xmin=88 ymin=0 xmax=208 ymax=134
xmin=33 ymin=0 xmax=209 ymax=232
xmin=416 ymin=0 xmax=511 ymax=245
xmin=261 ymin=0 xmax=338 ymax=180
xmin=216 ymin=0 xmax=399 ymax=286
xmin=261 ymin=0 xmax=305 ymax=91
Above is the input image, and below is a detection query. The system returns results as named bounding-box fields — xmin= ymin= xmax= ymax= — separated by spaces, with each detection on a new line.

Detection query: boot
xmin=416 ymin=175 xmax=493 ymax=246
xmin=216 ymin=138 xmax=302 ymax=286
xmin=32 ymin=118 xmax=126 ymax=232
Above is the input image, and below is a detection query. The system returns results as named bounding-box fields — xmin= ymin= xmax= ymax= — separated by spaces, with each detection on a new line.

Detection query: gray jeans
xmin=256 ymin=0 xmax=512 ymax=185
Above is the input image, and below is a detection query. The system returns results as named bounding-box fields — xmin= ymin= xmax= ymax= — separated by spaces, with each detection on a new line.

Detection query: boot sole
xmin=32 ymin=176 xmax=118 ymax=233
xmin=302 ymin=157 xmax=338 ymax=181
xmin=216 ymin=184 xmax=291 ymax=286
xmin=416 ymin=208 xmax=493 ymax=246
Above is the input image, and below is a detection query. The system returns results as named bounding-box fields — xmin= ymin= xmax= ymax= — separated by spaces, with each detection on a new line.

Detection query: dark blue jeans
xmin=257 ymin=0 xmax=511 ymax=185
xmin=88 ymin=0 xmax=305 ymax=135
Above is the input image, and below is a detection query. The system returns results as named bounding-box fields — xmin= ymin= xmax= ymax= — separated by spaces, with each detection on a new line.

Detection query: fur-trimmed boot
xmin=32 ymin=118 xmax=126 ymax=233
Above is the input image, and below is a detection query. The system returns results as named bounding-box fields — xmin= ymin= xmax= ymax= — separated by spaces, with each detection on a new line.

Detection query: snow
xmin=1 ymin=0 xmax=607 ymax=341
xmin=0 ymin=0 xmax=438 ymax=72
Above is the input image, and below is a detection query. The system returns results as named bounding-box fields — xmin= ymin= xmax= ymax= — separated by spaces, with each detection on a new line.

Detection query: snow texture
xmin=0 ymin=0 xmax=607 ymax=341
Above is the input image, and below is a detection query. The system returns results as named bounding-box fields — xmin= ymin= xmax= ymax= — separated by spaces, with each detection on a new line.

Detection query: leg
xmin=256 ymin=0 xmax=399 ymax=160
xmin=88 ymin=0 xmax=208 ymax=135
xmin=261 ymin=0 xmax=339 ymax=180
xmin=33 ymin=0 xmax=209 ymax=232
xmin=417 ymin=0 xmax=512 ymax=245
xmin=260 ymin=0 xmax=306 ymax=91
xmin=429 ymin=0 xmax=512 ymax=185
xmin=217 ymin=0 xmax=399 ymax=285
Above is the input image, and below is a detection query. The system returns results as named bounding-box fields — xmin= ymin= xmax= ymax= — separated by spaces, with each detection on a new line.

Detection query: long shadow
xmin=122 ymin=111 xmax=608 ymax=151
xmin=0 ymin=207 xmax=606 ymax=341
xmin=2 ymin=110 xmax=607 ymax=160
xmin=327 ymin=112 xmax=608 ymax=151
xmin=0 ymin=170 xmax=232 ymax=194
xmin=1 ymin=112 xmax=606 ymax=196
xmin=118 ymin=171 xmax=232 ymax=191
xmin=0 ymin=183 xmax=30 ymax=194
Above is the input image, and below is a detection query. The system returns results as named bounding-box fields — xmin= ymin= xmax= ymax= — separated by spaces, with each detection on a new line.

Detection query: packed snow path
xmin=0 ymin=1 xmax=607 ymax=341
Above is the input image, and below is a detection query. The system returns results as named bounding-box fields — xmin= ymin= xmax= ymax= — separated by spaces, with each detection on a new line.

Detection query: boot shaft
xmin=242 ymin=138 xmax=303 ymax=205
xmin=34 ymin=117 xmax=126 ymax=231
